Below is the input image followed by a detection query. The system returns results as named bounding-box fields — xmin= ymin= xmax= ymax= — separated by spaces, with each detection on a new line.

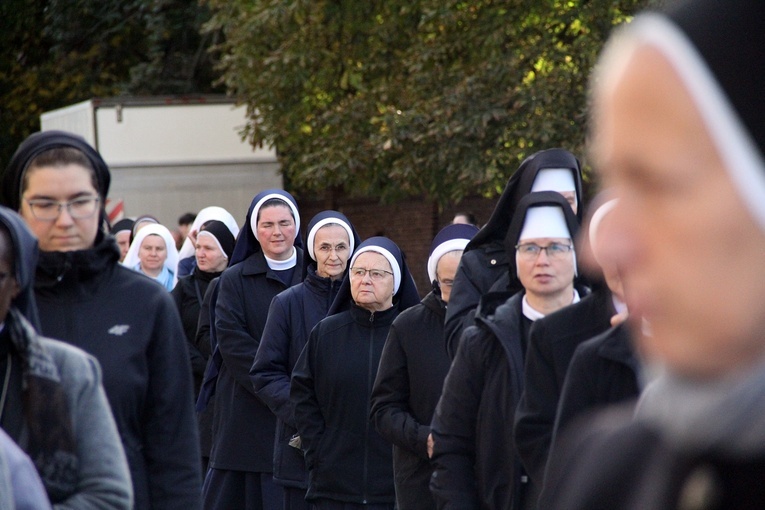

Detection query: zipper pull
xmin=369 ymin=312 xmax=374 ymax=323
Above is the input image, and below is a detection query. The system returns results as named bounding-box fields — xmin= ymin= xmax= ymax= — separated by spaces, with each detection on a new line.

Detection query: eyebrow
xmin=25 ymin=191 xmax=97 ymax=201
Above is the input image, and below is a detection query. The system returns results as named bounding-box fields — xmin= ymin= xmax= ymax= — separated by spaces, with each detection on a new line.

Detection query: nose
xmin=54 ymin=205 xmax=75 ymax=226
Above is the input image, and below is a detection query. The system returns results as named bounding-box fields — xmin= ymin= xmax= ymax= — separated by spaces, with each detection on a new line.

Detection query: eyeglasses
xmin=25 ymin=196 xmax=100 ymax=221
xmin=316 ymin=244 xmax=349 ymax=254
xmin=350 ymin=267 xmax=393 ymax=281
xmin=515 ymin=242 xmax=573 ymax=260
xmin=437 ymin=278 xmax=454 ymax=288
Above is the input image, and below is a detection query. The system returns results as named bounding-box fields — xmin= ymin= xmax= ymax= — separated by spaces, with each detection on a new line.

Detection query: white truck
xmin=40 ymin=96 xmax=281 ymax=228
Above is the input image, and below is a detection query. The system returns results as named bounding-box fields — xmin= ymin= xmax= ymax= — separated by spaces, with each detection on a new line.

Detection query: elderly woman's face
xmin=313 ymin=224 xmax=350 ymax=281
xmin=593 ymin=45 xmax=765 ymax=377
xmin=196 ymin=234 xmax=228 ymax=273
xmin=350 ymin=251 xmax=394 ymax=312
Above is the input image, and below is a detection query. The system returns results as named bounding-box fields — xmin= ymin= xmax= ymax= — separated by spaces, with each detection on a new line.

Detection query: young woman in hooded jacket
xmin=291 ymin=237 xmax=420 ymax=510
xmin=1 ymin=131 xmax=202 ymax=509
xmin=251 ymin=210 xmax=359 ymax=509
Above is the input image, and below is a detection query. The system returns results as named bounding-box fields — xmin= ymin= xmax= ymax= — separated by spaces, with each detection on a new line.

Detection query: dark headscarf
xmin=0 ymin=206 xmax=78 ymax=501
xmin=229 ymin=189 xmax=303 ymax=266
xmin=0 ymin=206 xmax=40 ymax=329
xmin=198 ymin=220 xmax=236 ymax=261
xmin=503 ymin=191 xmax=580 ymax=289
xmin=466 ymin=148 xmax=583 ymax=253
xmin=327 ymin=236 xmax=420 ymax=316
xmin=109 ymin=218 xmax=135 ymax=236
xmin=2 ymin=131 xmax=111 ymax=213
xmin=303 ymin=210 xmax=360 ymax=278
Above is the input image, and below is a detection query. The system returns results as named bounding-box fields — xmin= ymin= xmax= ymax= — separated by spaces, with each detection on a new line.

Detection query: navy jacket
xmin=251 ymin=265 xmax=343 ymax=487
xmin=34 ymin=235 xmax=201 ymax=510
xmin=291 ymin=303 xmax=399 ymax=504
xmin=211 ymin=248 xmax=304 ymax=472
xmin=430 ymin=292 xmax=528 ymax=510
xmin=370 ymin=291 xmax=451 ymax=510
xmin=514 ymin=288 xmax=615 ymax=488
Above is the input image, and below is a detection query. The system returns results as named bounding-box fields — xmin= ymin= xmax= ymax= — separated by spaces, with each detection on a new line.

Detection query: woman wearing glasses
xmin=430 ymin=191 xmax=581 ymax=510
xmin=1 ymin=131 xmax=202 ymax=509
xmin=291 ymin=237 xmax=419 ymax=510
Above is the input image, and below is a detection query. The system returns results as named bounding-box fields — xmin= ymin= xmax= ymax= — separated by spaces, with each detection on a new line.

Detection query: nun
xmin=290 ymin=237 xmax=419 ymax=510
xmin=0 ymin=205 xmax=132 ymax=508
xmin=543 ymin=0 xmax=765 ymax=508
xmin=252 ymin=210 xmax=360 ymax=509
xmin=109 ymin=218 xmax=134 ymax=263
xmin=444 ymin=148 xmax=584 ymax=358
xmin=369 ymin=223 xmax=477 ymax=510
xmin=203 ymin=189 xmax=304 ymax=510
xmin=122 ymin=222 xmax=179 ymax=291
xmin=177 ymin=206 xmax=240 ymax=278
xmin=430 ymin=191 xmax=581 ymax=510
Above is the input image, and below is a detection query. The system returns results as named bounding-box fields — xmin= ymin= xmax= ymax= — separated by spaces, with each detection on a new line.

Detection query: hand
xmin=427 ymin=433 xmax=434 ymax=458
xmin=188 ymin=229 xmax=198 ymax=247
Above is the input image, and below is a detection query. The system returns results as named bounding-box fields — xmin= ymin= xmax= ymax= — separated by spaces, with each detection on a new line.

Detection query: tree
xmin=0 ymin=0 xmax=220 ymax=170
xmin=204 ymin=0 xmax=654 ymax=207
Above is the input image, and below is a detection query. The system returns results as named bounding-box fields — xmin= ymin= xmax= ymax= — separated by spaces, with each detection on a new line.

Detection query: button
xmin=490 ymin=259 xmax=497 ymax=265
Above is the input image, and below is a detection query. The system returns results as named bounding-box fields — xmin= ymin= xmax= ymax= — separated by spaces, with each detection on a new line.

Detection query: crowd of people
xmin=0 ymin=0 xmax=762 ymax=508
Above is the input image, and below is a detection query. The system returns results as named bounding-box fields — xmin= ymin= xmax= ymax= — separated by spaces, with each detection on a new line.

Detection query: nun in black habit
xmin=291 ymin=237 xmax=419 ymax=510
xmin=443 ymin=149 xmax=584 ymax=359
xmin=430 ymin=192 xmax=583 ymax=510
xmin=251 ymin=210 xmax=360 ymax=510
xmin=203 ymin=189 xmax=304 ymax=510
xmin=542 ymin=0 xmax=765 ymax=508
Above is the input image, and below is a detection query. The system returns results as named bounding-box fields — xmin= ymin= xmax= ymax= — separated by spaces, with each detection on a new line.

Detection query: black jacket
xmin=34 ymin=235 xmax=201 ymax=509
xmin=172 ymin=267 xmax=221 ymax=393
xmin=430 ymin=291 xmax=528 ymax=510
xmin=251 ymin=265 xmax=343 ymax=488
xmin=211 ymin=248 xmax=304 ymax=472
xmin=542 ymin=405 xmax=765 ymax=510
xmin=513 ymin=288 xmax=615 ymax=487
xmin=291 ymin=303 xmax=399 ymax=504
xmin=551 ymin=323 xmax=640 ymax=446
xmin=370 ymin=291 xmax=451 ymax=510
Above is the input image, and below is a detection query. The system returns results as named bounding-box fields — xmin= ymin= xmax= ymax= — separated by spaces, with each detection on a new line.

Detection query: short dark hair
xmin=178 ymin=212 xmax=196 ymax=226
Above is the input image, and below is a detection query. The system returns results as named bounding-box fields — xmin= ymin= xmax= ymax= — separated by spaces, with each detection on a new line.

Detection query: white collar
xmin=522 ymin=289 xmax=580 ymax=321
xmin=264 ymin=247 xmax=297 ymax=271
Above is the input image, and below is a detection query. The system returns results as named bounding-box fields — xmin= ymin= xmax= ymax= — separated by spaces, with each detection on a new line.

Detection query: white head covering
xmin=122 ymin=223 xmax=180 ymax=287
xmin=249 ymin=193 xmax=301 ymax=244
xmin=531 ymin=168 xmax=578 ymax=207
xmin=350 ymin=246 xmax=401 ymax=294
xmin=178 ymin=206 xmax=240 ymax=260
xmin=518 ymin=206 xmax=572 ymax=241
xmin=306 ymin=218 xmax=355 ymax=261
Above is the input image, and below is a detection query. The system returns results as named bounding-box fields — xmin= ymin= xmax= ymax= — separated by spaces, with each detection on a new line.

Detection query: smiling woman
xmin=122 ymin=223 xmax=179 ymax=291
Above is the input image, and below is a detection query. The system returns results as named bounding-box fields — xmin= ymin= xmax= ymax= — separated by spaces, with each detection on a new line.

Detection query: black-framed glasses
xmin=515 ymin=242 xmax=573 ymax=260
xmin=25 ymin=196 xmax=100 ymax=221
xmin=350 ymin=267 xmax=393 ymax=281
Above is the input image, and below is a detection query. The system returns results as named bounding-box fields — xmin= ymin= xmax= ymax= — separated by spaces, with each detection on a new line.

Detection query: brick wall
xmin=297 ymin=195 xmax=497 ymax=296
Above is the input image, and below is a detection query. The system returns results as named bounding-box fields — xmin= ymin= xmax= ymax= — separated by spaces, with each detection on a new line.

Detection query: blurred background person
xmin=177 ymin=211 xmax=197 ymax=250
xmin=122 ymin=222 xmax=179 ymax=291
xmin=109 ymin=218 xmax=134 ymax=263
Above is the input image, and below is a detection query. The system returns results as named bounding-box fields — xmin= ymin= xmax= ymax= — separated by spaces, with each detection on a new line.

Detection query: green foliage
xmin=0 ymin=0 xmax=220 ymax=170
xmin=205 ymin=0 xmax=652 ymax=206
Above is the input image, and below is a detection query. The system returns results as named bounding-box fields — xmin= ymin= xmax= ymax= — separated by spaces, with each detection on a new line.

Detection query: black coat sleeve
xmin=290 ymin=327 xmax=326 ymax=472
xmin=430 ymin=327 xmax=486 ymax=510
xmin=370 ymin=322 xmax=429 ymax=459
xmin=513 ymin=319 xmax=559 ymax=486
xmin=194 ymin=278 xmax=218 ymax=360
xmin=443 ymin=259 xmax=483 ymax=360
xmin=252 ymin=295 xmax=296 ymax=427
